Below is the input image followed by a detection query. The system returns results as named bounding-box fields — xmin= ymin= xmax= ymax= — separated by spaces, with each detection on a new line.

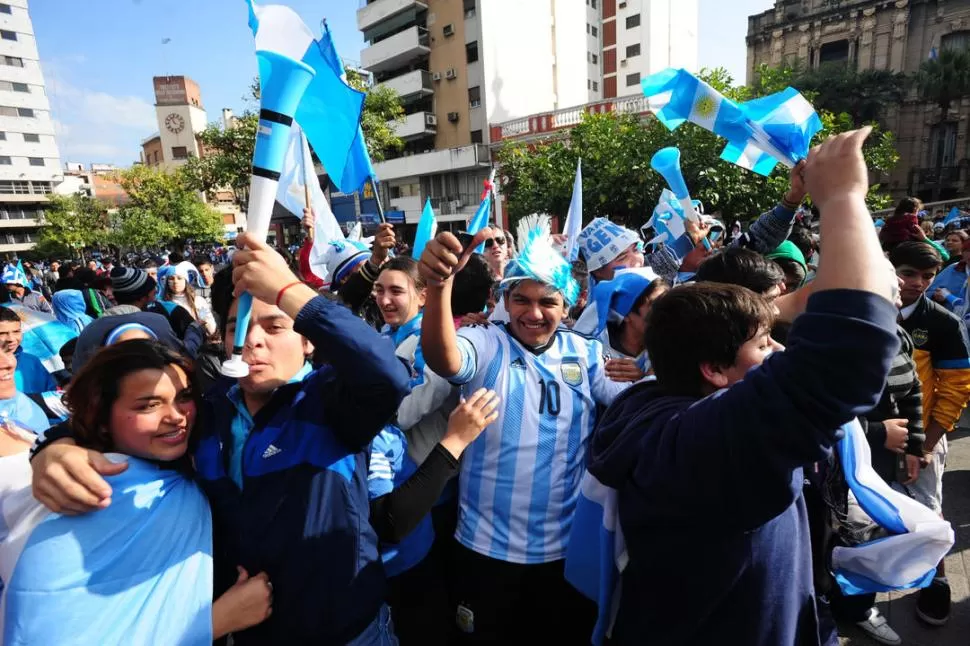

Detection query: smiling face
xmin=374 ymin=269 xmax=425 ymax=328
xmin=504 ymin=279 xmax=567 ymax=348
xmin=167 ymin=274 xmax=187 ymax=295
xmin=225 ymin=298 xmax=313 ymax=398
xmin=596 ymin=243 xmax=645 ymax=281
xmin=895 ymin=264 xmax=938 ymax=306
xmin=0 ymin=349 xmax=16 ymax=400
xmin=0 ymin=320 xmax=21 ymax=353
xmin=702 ymin=327 xmax=783 ymax=390
xmin=108 ymin=364 xmax=196 ymax=462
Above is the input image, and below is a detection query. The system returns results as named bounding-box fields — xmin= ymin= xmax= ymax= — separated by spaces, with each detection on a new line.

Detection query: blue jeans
xmin=346 ymin=604 xmax=398 ymax=646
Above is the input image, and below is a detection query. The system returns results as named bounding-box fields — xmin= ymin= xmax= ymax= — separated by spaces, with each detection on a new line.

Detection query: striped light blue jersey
xmin=451 ymin=323 xmax=628 ymax=564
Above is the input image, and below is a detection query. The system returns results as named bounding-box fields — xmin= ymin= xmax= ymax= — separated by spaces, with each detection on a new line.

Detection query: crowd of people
xmin=0 ymin=128 xmax=964 ymax=645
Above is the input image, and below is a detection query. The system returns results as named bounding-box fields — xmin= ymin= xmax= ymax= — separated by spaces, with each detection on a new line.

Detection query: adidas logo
xmin=262 ymin=445 xmax=282 ymax=459
xmin=511 ymin=358 xmax=526 ymax=369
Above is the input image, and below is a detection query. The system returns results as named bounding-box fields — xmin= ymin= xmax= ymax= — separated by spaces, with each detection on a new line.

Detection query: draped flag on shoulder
xmin=563 ymin=159 xmax=583 ymax=262
xmin=411 ymin=198 xmax=437 ymax=260
xmin=641 ymin=67 xmax=822 ymax=176
xmin=4 ymin=304 xmax=75 ymax=372
xmin=244 ymin=1 xmax=371 ymax=194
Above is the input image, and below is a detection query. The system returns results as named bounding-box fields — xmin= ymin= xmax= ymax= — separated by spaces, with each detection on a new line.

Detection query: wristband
xmin=275 ymin=281 xmax=303 ymax=307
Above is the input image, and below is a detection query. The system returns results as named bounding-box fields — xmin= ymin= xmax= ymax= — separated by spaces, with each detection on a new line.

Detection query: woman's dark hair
xmin=888 ymin=241 xmax=942 ymax=271
xmin=894 ymin=197 xmax=923 ymax=218
xmin=695 ymin=247 xmax=786 ymax=295
xmin=378 ymin=256 xmax=426 ymax=291
xmin=452 ymin=253 xmax=496 ymax=317
xmin=645 ymin=282 xmax=775 ymax=397
xmin=162 ymin=274 xmax=201 ymax=321
xmin=65 ymin=339 xmax=197 ymax=455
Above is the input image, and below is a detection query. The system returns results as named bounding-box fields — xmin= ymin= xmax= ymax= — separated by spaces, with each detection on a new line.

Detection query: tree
xmin=183 ymin=73 xmax=405 ymax=197
xmin=37 ymin=194 xmax=109 ymax=260
xmin=917 ymin=49 xmax=970 ymax=123
xmin=113 ymin=165 xmax=224 ymax=251
xmin=495 ymin=68 xmax=900 ymax=230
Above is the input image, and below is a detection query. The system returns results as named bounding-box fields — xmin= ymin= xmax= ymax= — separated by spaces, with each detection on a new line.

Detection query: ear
xmin=417 ymin=288 xmax=427 ymax=309
xmin=303 ymin=338 xmax=315 ymax=358
xmin=698 ymin=362 xmax=730 ymax=390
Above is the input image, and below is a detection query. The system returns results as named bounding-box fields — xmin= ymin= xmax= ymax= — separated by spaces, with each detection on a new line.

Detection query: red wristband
xmin=275 ymin=281 xmax=303 ymax=307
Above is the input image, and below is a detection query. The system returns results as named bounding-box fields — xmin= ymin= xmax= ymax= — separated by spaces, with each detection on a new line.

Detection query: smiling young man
xmin=587 ymin=129 xmax=901 ymax=645
xmin=29 ymin=234 xmax=412 ymax=644
xmin=418 ymin=220 xmax=628 ymax=644
xmin=889 ymin=240 xmax=970 ymax=627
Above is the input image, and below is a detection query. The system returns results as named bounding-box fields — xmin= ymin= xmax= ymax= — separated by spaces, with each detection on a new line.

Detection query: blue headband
xmin=104 ymin=323 xmax=158 ymax=347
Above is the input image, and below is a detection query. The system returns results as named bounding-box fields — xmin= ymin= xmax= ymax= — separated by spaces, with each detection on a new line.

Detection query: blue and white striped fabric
xmin=0 ymin=455 xmax=213 ymax=644
xmin=367 ymin=425 xmax=435 ymax=578
xmin=832 ymin=418 xmax=954 ymax=595
xmin=450 ymin=324 xmax=628 ymax=564
xmin=943 ymin=206 xmax=964 ymax=227
xmin=641 ymin=68 xmax=822 ymax=176
xmin=645 ymin=188 xmax=701 ymax=246
xmin=4 ymin=304 xmax=75 ymax=372
xmin=563 ymin=159 xmax=583 ymax=262
xmin=0 ymin=262 xmax=26 ymax=287
xmin=564 ymin=473 xmax=627 ymax=646
xmin=411 ymin=198 xmax=437 ymax=261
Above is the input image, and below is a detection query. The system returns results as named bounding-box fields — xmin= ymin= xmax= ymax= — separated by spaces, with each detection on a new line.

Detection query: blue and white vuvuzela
xmin=650 ymin=147 xmax=699 ymax=223
xmin=221 ymin=49 xmax=315 ymax=377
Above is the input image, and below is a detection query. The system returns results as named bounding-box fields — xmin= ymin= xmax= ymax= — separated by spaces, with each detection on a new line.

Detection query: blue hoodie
xmin=587 ymin=291 xmax=899 ymax=646
xmin=51 ymin=290 xmax=93 ymax=335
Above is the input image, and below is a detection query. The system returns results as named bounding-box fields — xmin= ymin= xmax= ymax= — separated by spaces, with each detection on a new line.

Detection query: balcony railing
xmin=492 ymin=93 xmax=650 ymax=142
xmin=911 ymin=166 xmax=964 ymax=187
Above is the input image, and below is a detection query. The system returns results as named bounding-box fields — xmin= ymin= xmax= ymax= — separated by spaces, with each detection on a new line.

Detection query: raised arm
xmin=739 ymin=161 xmax=806 ymax=254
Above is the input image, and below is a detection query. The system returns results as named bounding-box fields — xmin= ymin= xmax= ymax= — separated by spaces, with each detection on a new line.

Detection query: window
xmin=592 ymin=53 xmax=598 ymax=64
xmin=17 ymin=107 xmax=33 ymax=117
xmin=819 ymin=40 xmax=849 ymax=65
xmin=1 ymin=56 xmax=22 ymax=67
xmin=27 ymin=157 xmax=44 ymax=167
xmin=468 ymin=85 xmax=481 ymax=108
xmin=587 ymin=79 xmax=592 ymax=89
xmin=0 ymin=106 xmax=16 ymax=117
xmin=943 ymin=31 xmax=970 ymax=52
xmin=626 ymin=14 xmax=640 ymax=28
xmin=466 ymin=41 xmax=479 ymax=63
xmin=172 ymin=146 xmax=189 ymax=160
xmin=0 ymin=30 xmax=16 ymax=41
xmin=930 ymin=122 xmax=957 ymax=168
xmin=0 ymin=132 xmax=6 ymax=140
xmin=23 ymin=133 xmax=38 ymax=143
xmin=0 ymin=156 xmax=10 ymax=165
xmin=626 ymin=43 xmax=641 ymax=58
xmin=11 ymin=82 xmax=27 ymax=93
xmin=0 ymin=4 xmax=12 ymax=14
xmin=470 ymin=129 xmax=483 ymax=144
xmin=591 ymin=0 xmax=597 ymax=7
xmin=592 ymin=81 xmax=599 ymax=92
xmin=586 ymin=23 xmax=591 ymax=34
xmin=626 ymin=72 xmax=641 ymax=86
xmin=591 ymin=25 xmax=598 ymax=37
xmin=463 ymin=0 xmax=475 ymax=18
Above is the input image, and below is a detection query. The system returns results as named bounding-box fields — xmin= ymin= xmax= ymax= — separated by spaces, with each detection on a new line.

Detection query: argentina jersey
xmin=450 ymin=323 xmax=628 ymax=564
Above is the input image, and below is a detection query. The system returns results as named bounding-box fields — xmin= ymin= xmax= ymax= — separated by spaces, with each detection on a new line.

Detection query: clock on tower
xmin=164 ymin=113 xmax=185 ymax=134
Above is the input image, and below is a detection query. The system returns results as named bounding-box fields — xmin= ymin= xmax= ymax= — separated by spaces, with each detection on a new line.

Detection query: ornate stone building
xmin=748 ymin=0 xmax=970 ymax=202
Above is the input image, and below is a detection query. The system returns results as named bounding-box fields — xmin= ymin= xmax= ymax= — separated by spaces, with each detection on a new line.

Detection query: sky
xmin=31 ymin=0 xmax=774 ymax=167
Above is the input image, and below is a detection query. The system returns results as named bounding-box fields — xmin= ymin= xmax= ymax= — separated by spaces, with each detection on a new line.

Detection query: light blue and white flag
xmin=564 ymin=473 xmax=627 ymax=646
xmin=411 ymin=198 xmax=437 ymax=261
xmin=1 ymin=261 xmax=27 ymax=287
xmin=641 ymin=68 xmax=822 ymax=176
xmin=0 ymin=456 xmax=213 ymax=644
xmin=943 ymin=206 xmax=964 ymax=227
xmin=4 ymin=304 xmax=74 ymax=372
xmin=244 ymin=1 xmax=371 ymax=194
xmin=833 ymin=418 xmax=954 ymax=595
xmin=563 ymin=159 xmax=583 ymax=262
xmin=467 ymin=193 xmax=493 ymax=254
xmin=644 ymin=188 xmax=700 ymax=246
xmin=574 ymin=267 xmax=660 ymax=339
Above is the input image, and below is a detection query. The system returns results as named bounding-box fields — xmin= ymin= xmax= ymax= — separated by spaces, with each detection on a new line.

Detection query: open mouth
xmin=521 ymin=321 xmax=546 ymax=331
xmin=156 ymin=428 xmax=187 ymax=445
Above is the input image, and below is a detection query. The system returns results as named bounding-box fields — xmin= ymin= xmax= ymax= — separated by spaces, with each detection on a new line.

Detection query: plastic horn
xmin=221 ymin=50 xmax=315 ymax=378
xmin=650 ymin=147 xmax=699 ymax=223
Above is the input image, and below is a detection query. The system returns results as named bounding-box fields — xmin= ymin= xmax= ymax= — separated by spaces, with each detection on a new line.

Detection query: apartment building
xmin=0 ymin=0 xmax=62 ymax=253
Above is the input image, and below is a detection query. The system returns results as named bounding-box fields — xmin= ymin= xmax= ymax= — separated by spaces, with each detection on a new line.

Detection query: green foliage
xmin=917 ymin=48 xmax=970 ymax=122
xmin=183 ymin=113 xmax=258 ymax=197
xmin=113 ymin=166 xmax=224 ymax=249
xmin=496 ymin=67 xmax=901 ymax=229
xmin=37 ymin=194 xmax=109 ymax=259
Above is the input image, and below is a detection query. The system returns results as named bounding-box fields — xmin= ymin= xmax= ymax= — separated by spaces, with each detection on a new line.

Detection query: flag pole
xmin=301 ymin=135 xmax=315 ymax=241
xmin=370 ymin=175 xmax=386 ymax=224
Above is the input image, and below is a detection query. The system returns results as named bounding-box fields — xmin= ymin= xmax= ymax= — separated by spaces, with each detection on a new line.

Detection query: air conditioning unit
xmin=621 ymin=59 xmax=628 ymax=67
xmin=619 ymin=1 xmax=627 ymax=7
xmin=443 ymin=23 xmax=455 ymax=37
xmin=447 ymin=111 xmax=460 ymax=122
xmin=432 ymin=71 xmax=442 ymax=81
xmin=470 ymin=99 xmax=481 ymax=109
xmin=425 ymin=113 xmax=438 ymax=126
xmin=446 ymin=67 xmax=457 ymax=80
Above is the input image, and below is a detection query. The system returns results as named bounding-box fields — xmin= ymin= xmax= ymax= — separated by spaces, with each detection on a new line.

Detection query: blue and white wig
xmin=500 ymin=214 xmax=580 ymax=306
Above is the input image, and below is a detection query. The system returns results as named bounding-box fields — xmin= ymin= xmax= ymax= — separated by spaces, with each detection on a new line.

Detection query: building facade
xmin=747 ymin=0 xmax=970 ymax=202
xmin=0 ymin=0 xmax=61 ymax=254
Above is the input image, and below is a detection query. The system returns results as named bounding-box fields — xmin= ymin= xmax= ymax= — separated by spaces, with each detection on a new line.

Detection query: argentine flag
xmin=641 ymin=68 xmax=822 ymax=176
xmin=4 ymin=304 xmax=75 ymax=372
xmin=411 ymin=198 xmax=437 ymax=260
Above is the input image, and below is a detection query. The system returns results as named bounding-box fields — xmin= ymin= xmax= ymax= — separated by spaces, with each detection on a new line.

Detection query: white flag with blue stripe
xmin=641 ymin=68 xmax=822 ymax=176
xmin=563 ymin=159 xmax=583 ymax=262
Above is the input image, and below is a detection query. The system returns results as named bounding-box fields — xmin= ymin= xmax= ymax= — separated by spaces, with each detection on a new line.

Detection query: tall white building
xmin=0 ymin=0 xmax=61 ymax=254
xmin=356 ymin=0 xmax=696 ymax=231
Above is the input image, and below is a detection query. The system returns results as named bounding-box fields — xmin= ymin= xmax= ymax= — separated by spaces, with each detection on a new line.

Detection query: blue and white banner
xmin=4 ymin=304 xmax=74 ymax=372
xmin=0 ymin=456 xmax=213 ymax=644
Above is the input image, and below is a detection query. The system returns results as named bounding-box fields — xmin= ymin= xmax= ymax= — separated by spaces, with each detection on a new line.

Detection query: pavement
xmin=837 ymin=428 xmax=970 ymax=646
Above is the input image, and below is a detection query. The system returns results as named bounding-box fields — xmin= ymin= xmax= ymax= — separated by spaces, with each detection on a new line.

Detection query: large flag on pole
xmin=641 ymin=67 xmax=822 ymax=176
xmin=563 ymin=159 xmax=583 ymax=261
xmin=411 ymin=198 xmax=437 ymax=260
xmin=244 ymin=1 xmax=370 ymax=194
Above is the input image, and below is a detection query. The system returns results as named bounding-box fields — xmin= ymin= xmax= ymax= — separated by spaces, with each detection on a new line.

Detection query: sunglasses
xmin=484 ymin=236 xmax=506 ymax=248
